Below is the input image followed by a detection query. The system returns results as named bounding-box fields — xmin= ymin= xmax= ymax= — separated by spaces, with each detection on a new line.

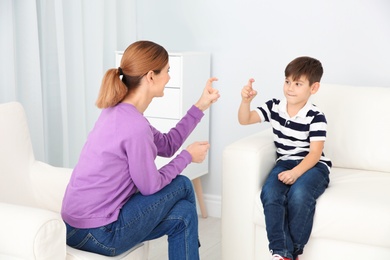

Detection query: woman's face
xmin=152 ymin=62 xmax=170 ymax=97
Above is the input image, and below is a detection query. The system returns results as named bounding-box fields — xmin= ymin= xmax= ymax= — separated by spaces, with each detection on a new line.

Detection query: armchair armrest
xmin=0 ymin=202 xmax=66 ymax=259
xmin=221 ymin=128 xmax=276 ymax=260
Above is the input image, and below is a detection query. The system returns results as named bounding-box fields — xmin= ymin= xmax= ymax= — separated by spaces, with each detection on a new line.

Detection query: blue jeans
xmin=260 ymin=160 xmax=330 ymax=259
xmin=65 ymin=175 xmax=200 ymax=260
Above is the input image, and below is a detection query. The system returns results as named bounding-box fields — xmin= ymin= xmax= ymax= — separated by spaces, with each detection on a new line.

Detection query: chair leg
xmin=192 ymin=177 xmax=208 ymax=218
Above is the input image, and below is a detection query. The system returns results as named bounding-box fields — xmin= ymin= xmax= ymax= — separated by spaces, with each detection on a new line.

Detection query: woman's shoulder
xmin=100 ymin=103 xmax=150 ymax=133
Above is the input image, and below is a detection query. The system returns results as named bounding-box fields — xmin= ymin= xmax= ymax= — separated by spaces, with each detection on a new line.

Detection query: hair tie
xmin=118 ymin=67 xmax=123 ymax=76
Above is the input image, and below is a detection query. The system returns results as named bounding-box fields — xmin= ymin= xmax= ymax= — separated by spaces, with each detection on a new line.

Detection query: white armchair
xmin=0 ymin=102 xmax=148 ymax=260
xmin=222 ymin=84 xmax=390 ymax=259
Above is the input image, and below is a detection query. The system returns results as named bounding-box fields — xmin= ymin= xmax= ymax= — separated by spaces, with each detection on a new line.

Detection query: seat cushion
xmin=253 ymin=167 xmax=390 ymax=248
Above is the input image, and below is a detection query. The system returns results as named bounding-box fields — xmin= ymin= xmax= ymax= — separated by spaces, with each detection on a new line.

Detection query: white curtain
xmin=0 ymin=0 xmax=137 ymax=168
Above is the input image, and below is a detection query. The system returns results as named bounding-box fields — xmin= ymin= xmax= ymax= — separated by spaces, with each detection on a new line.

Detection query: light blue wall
xmin=134 ymin=0 xmax=390 ymax=198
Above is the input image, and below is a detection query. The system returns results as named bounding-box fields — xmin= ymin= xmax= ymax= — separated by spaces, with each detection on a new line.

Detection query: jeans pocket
xmin=65 ymin=222 xmax=116 ymax=256
xmin=73 ymin=233 xmax=116 ymax=256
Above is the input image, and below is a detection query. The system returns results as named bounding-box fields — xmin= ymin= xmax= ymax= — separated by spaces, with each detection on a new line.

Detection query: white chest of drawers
xmin=115 ymin=51 xmax=211 ymax=217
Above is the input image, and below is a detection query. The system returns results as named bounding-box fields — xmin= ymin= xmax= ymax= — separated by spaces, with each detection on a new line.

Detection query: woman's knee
xmin=175 ymin=175 xmax=192 ymax=188
xmin=174 ymin=175 xmax=196 ymax=201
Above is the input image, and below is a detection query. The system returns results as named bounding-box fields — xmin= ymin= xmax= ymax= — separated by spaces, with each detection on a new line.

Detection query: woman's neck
xmin=121 ymin=90 xmax=152 ymax=114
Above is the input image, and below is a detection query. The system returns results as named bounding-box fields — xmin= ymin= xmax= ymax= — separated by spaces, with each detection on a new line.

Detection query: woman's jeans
xmin=65 ymin=175 xmax=199 ymax=260
xmin=260 ymin=160 xmax=330 ymax=259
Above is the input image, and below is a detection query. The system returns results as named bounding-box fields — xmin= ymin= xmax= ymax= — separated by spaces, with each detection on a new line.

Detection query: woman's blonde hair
xmin=96 ymin=41 xmax=168 ymax=108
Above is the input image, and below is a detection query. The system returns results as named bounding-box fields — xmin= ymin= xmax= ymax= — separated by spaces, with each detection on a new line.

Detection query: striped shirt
xmin=256 ymin=98 xmax=332 ymax=170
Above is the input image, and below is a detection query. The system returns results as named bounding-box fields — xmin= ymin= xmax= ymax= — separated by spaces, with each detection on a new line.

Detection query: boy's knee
xmin=260 ymin=184 xmax=280 ymax=204
xmin=288 ymin=188 xmax=314 ymax=206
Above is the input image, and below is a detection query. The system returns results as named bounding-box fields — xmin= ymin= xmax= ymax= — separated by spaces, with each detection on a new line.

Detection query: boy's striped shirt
xmin=256 ymin=98 xmax=332 ymax=170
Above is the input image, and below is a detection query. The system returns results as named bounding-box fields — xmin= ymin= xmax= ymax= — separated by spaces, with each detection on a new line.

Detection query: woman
xmin=61 ymin=40 xmax=220 ymax=260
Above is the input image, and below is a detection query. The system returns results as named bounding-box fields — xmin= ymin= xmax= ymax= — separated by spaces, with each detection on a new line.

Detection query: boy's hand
xmin=278 ymin=170 xmax=298 ymax=185
xmin=241 ymin=78 xmax=257 ymax=103
xmin=238 ymin=78 xmax=261 ymax=125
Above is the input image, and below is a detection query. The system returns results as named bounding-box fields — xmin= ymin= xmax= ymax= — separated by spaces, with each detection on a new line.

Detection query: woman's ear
xmin=145 ymin=70 xmax=154 ymax=83
xmin=311 ymin=82 xmax=320 ymax=94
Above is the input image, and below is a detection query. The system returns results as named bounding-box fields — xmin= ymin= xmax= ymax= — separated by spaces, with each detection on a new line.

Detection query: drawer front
xmin=144 ymin=88 xmax=181 ymax=119
xmin=147 ymin=117 xmax=178 ymax=132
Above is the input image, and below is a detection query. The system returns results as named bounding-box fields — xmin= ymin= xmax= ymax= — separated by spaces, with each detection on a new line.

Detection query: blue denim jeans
xmin=260 ymin=160 xmax=330 ymax=259
xmin=65 ymin=175 xmax=199 ymax=260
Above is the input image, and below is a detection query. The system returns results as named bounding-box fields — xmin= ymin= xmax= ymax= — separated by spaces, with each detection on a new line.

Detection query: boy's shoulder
xmin=306 ymin=103 xmax=328 ymax=123
xmin=308 ymin=103 xmax=325 ymax=115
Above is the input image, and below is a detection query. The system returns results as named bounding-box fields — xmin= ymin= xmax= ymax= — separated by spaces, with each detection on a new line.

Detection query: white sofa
xmin=0 ymin=102 xmax=148 ymax=260
xmin=221 ymin=84 xmax=390 ymax=260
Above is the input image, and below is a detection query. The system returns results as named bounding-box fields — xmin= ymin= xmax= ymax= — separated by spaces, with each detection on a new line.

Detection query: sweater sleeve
xmin=153 ymin=105 xmax=204 ymax=157
xmin=128 ymin=105 xmax=204 ymax=195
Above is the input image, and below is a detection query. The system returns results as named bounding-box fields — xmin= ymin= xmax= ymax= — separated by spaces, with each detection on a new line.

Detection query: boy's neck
xmin=286 ymin=101 xmax=307 ymax=118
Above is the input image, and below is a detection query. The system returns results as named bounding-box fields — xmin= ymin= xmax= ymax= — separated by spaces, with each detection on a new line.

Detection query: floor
xmin=148 ymin=216 xmax=221 ymax=260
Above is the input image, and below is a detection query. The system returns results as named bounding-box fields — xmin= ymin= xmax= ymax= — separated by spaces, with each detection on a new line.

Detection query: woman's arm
xmin=152 ymin=105 xmax=204 ymax=158
xmin=153 ymin=77 xmax=220 ymax=157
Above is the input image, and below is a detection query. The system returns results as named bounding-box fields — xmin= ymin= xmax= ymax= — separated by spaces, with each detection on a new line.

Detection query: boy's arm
xmin=238 ymin=103 xmax=261 ymax=125
xmin=238 ymin=78 xmax=261 ymax=125
xmin=278 ymin=141 xmax=324 ymax=185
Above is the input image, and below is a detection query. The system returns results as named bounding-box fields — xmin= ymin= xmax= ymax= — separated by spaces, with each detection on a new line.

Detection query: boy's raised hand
xmin=238 ymin=78 xmax=261 ymax=125
xmin=241 ymin=78 xmax=257 ymax=103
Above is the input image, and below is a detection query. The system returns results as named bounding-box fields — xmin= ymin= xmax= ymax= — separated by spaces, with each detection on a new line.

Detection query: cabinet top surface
xmin=115 ymin=51 xmax=209 ymax=56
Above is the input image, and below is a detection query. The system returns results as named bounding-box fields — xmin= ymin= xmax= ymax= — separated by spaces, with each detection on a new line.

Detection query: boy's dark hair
xmin=285 ymin=56 xmax=323 ymax=86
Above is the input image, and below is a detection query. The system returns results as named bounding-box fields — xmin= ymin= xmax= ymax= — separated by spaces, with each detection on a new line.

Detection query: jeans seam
xmin=165 ymin=215 xmax=191 ymax=259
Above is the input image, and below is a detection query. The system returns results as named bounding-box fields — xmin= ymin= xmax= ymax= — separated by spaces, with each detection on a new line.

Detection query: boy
xmin=238 ymin=57 xmax=332 ymax=260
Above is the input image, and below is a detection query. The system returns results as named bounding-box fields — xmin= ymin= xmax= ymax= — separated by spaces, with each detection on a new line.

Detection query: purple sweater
xmin=61 ymin=103 xmax=203 ymax=228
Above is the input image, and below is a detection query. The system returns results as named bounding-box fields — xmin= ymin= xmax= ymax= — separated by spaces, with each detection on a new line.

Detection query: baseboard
xmin=196 ymin=194 xmax=221 ymax=218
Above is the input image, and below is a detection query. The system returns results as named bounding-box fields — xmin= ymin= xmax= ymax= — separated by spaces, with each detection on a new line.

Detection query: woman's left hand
xmin=195 ymin=77 xmax=220 ymax=111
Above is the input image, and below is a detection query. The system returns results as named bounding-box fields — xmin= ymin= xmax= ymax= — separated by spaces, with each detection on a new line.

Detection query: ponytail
xmin=95 ymin=68 xmax=128 ymax=109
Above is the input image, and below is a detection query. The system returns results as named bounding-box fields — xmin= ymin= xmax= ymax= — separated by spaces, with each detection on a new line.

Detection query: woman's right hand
xmin=194 ymin=77 xmax=220 ymax=111
xmin=186 ymin=141 xmax=210 ymax=163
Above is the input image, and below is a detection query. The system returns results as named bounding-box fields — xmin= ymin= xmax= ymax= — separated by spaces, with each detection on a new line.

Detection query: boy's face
xmin=283 ymin=76 xmax=319 ymax=107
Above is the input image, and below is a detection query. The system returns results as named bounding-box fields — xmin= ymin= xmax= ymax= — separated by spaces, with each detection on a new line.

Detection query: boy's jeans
xmin=65 ymin=175 xmax=200 ymax=260
xmin=260 ymin=160 xmax=330 ymax=259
